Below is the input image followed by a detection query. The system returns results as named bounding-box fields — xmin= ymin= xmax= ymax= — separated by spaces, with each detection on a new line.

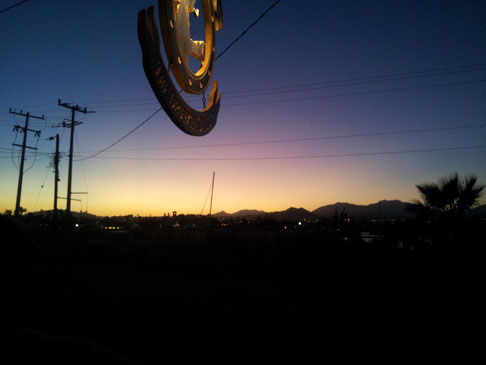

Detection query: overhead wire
xmin=0 ymin=0 xmax=30 ymax=14
xmin=222 ymin=79 xmax=486 ymax=108
xmin=11 ymin=129 xmax=20 ymax=170
xmin=215 ymin=63 xmax=486 ymax=95
xmin=33 ymin=167 xmax=50 ymax=212
xmin=74 ymin=122 xmax=486 ymax=153
xmin=78 ymin=145 xmax=486 ymax=162
xmin=212 ymin=68 xmax=486 ymax=100
xmin=10 ymin=121 xmax=485 ymax=157
xmin=76 ymin=108 xmax=163 ymax=161
xmin=22 ymin=132 xmax=41 ymax=173
xmin=215 ymin=0 xmax=282 ymax=61
xmin=64 ymin=63 xmax=486 ymax=107
xmin=52 ymin=78 xmax=486 ymax=114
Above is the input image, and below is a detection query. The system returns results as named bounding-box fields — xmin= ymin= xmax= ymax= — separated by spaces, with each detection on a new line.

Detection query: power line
xmin=33 ymin=167 xmax=50 ymax=212
xmin=215 ymin=68 xmax=486 ymax=100
xmin=215 ymin=0 xmax=282 ymax=61
xmin=0 ymin=154 xmax=52 ymax=160
xmin=66 ymin=63 xmax=486 ymax=107
xmin=74 ymin=145 xmax=486 ymax=162
xmin=8 ymin=121 xmax=484 ymax=157
xmin=76 ymin=108 xmax=163 ymax=161
xmin=73 ymin=122 xmax=486 ymax=153
xmin=49 ymin=78 xmax=486 ymax=114
xmin=0 ymin=148 xmax=49 ymax=154
xmin=217 ymin=64 xmax=486 ymax=95
xmin=223 ymin=79 xmax=486 ymax=107
xmin=12 ymin=65 xmax=485 ymax=115
xmin=82 ymin=66 xmax=486 ymax=108
xmin=0 ymin=0 xmax=30 ymax=14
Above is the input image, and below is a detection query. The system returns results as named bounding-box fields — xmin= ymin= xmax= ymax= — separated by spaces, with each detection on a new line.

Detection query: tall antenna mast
xmin=209 ymin=171 xmax=215 ymax=216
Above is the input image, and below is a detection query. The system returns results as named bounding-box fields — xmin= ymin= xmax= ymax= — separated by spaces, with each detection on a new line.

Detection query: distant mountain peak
xmin=312 ymin=200 xmax=414 ymax=219
xmin=213 ymin=209 xmax=266 ymax=218
xmin=285 ymin=207 xmax=307 ymax=212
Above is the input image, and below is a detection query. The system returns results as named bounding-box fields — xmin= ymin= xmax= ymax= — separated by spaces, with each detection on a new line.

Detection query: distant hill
xmin=213 ymin=211 xmax=231 ymax=218
xmin=27 ymin=210 xmax=98 ymax=220
xmin=268 ymin=207 xmax=315 ymax=221
xmin=213 ymin=207 xmax=313 ymax=220
xmin=213 ymin=209 xmax=266 ymax=218
xmin=312 ymin=200 xmax=415 ymax=220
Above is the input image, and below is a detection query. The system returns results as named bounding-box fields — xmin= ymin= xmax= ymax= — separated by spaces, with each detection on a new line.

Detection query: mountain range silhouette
xmin=24 ymin=200 xmax=485 ymax=220
xmin=215 ymin=199 xmax=486 ymax=221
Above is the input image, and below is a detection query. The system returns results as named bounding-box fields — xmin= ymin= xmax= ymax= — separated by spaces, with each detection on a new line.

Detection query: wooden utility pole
xmin=48 ymin=134 xmax=60 ymax=251
xmin=9 ymin=109 xmax=44 ymax=217
xmin=48 ymin=134 xmax=60 ymax=220
xmin=58 ymin=99 xmax=94 ymax=214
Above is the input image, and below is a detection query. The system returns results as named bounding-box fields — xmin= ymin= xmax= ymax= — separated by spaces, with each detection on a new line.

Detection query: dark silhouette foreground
xmin=4 ymin=221 xmax=440 ymax=362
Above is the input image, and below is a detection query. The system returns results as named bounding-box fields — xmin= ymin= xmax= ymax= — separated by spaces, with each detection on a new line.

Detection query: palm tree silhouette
xmin=414 ymin=173 xmax=484 ymax=218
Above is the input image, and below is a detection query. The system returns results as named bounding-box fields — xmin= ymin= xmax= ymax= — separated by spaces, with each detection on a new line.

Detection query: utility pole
xmin=209 ymin=171 xmax=215 ymax=216
xmin=48 ymin=134 xmax=60 ymax=221
xmin=48 ymin=134 xmax=60 ymax=252
xmin=58 ymin=99 xmax=94 ymax=215
xmin=9 ymin=109 xmax=44 ymax=217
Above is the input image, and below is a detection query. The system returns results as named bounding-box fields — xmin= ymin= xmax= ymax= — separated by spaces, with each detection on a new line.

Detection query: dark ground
xmin=7 ymin=241 xmax=437 ymax=363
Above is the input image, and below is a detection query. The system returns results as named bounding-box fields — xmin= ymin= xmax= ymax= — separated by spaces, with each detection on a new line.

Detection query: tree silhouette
xmin=414 ymin=173 xmax=484 ymax=218
xmin=410 ymin=174 xmax=484 ymax=248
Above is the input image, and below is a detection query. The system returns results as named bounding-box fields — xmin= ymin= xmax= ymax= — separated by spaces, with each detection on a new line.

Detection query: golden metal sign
xmin=138 ymin=0 xmax=223 ymax=136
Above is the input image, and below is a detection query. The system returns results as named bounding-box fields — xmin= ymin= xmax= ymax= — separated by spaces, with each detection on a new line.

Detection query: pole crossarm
xmin=9 ymin=108 xmax=45 ymax=120
xmin=12 ymin=143 xmax=37 ymax=150
xmin=58 ymin=197 xmax=82 ymax=202
xmin=58 ymin=99 xmax=95 ymax=114
xmin=13 ymin=125 xmax=42 ymax=135
xmin=62 ymin=121 xmax=83 ymax=128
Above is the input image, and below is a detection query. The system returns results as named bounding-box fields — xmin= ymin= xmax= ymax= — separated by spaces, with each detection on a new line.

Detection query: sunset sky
xmin=1 ymin=0 xmax=485 ymax=216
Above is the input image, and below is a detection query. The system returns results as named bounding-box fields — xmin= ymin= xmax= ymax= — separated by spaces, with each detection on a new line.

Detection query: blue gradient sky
xmin=1 ymin=0 xmax=485 ymax=216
